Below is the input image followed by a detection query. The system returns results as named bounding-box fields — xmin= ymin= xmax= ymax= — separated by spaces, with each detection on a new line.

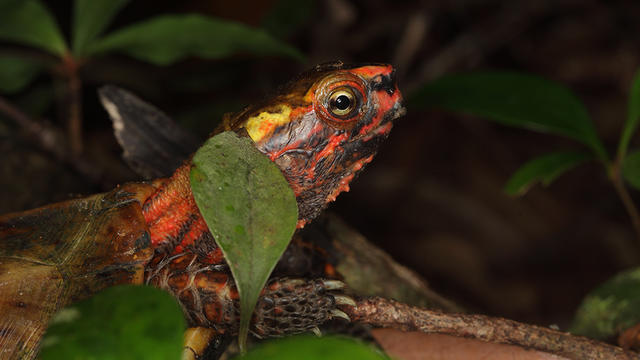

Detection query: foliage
xmin=412 ymin=67 xmax=640 ymax=341
xmin=0 ymin=0 xmax=302 ymax=84
xmin=571 ymin=268 xmax=640 ymax=340
xmin=190 ymin=131 xmax=298 ymax=351
xmin=410 ymin=72 xmax=607 ymax=160
xmin=503 ymin=151 xmax=591 ymax=196
xmin=411 ymin=70 xmax=640 ymax=196
xmin=236 ymin=335 xmax=388 ymax=360
xmin=0 ymin=0 xmax=302 ymax=153
xmin=39 ymin=285 xmax=185 ymax=360
xmin=623 ymin=150 xmax=640 ymax=191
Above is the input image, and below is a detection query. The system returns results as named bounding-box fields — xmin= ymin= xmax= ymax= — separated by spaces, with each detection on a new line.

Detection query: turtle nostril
xmin=373 ymin=70 xmax=397 ymax=95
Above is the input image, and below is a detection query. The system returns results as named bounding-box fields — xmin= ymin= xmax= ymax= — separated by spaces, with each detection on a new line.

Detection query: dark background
xmin=2 ymin=0 xmax=640 ymax=329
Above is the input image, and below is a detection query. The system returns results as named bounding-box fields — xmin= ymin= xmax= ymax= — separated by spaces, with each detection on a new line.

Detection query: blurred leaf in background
xmin=39 ymin=285 xmax=185 ymax=360
xmin=0 ymin=56 xmax=44 ymax=94
xmin=410 ymin=72 xmax=608 ymax=161
xmin=0 ymin=0 xmax=67 ymax=56
xmin=623 ymin=150 xmax=640 ymax=191
xmin=617 ymin=70 xmax=640 ymax=161
xmin=86 ymin=15 xmax=304 ymax=65
xmin=571 ymin=268 xmax=640 ymax=340
xmin=72 ymin=0 xmax=131 ymax=56
xmin=504 ymin=151 xmax=591 ymax=196
xmin=0 ymin=0 xmax=304 ymax=154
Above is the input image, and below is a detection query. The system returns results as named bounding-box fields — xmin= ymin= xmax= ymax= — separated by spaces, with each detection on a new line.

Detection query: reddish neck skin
xmin=143 ymin=163 xmax=222 ymax=261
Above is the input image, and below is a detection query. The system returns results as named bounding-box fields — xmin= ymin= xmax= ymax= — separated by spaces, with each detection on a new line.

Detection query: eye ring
xmin=314 ymin=73 xmax=368 ymax=128
xmin=328 ymin=87 xmax=358 ymax=118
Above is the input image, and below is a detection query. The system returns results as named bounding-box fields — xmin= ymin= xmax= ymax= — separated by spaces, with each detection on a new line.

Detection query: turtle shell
xmin=0 ymin=183 xmax=155 ymax=359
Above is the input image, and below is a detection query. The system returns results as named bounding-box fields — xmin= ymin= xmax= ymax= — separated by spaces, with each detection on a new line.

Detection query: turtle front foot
xmin=252 ymin=278 xmax=356 ymax=338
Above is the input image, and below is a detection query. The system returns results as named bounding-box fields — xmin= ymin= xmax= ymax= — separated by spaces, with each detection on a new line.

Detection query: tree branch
xmin=0 ymin=95 xmax=104 ymax=185
xmin=346 ymin=296 xmax=639 ymax=360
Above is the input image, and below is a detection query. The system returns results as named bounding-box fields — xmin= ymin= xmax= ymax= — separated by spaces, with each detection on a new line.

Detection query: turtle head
xmin=222 ymin=62 xmax=405 ymax=227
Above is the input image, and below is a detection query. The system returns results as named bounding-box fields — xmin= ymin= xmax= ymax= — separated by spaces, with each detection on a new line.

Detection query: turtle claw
xmin=330 ymin=309 xmax=351 ymax=322
xmin=321 ymin=279 xmax=346 ymax=290
xmin=333 ymin=294 xmax=356 ymax=307
xmin=311 ymin=326 xmax=322 ymax=337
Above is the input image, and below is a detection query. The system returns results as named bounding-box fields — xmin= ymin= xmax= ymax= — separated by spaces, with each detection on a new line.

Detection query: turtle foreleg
xmin=251 ymin=278 xmax=356 ymax=338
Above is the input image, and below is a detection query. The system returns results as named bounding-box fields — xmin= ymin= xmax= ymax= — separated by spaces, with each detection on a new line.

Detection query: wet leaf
xmin=410 ymin=72 xmax=608 ymax=161
xmin=87 ymin=14 xmax=304 ymax=65
xmin=622 ymin=149 xmax=640 ymax=191
xmin=39 ymin=285 xmax=185 ymax=360
xmin=190 ymin=131 xmax=298 ymax=351
xmin=0 ymin=55 xmax=44 ymax=93
xmin=504 ymin=151 xmax=591 ymax=196
xmin=571 ymin=267 xmax=640 ymax=340
xmin=236 ymin=335 xmax=388 ymax=360
xmin=618 ymin=70 xmax=640 ymax=159
xmin=0 ymin=0 xmax=67 ymax=56
xmin=72 ymin=0 xmax=131 ymax=56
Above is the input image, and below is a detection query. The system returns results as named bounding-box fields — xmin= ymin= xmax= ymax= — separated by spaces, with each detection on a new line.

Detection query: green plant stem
xmin=610 ymin=161 xmax=640 ymax=244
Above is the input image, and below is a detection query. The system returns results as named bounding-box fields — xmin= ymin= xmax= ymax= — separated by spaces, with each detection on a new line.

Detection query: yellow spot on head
xmin=244 ymin=105 xmax=292 ymax=142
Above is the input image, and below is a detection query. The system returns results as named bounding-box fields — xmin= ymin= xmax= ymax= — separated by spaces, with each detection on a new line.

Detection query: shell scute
xmin=0 ymin=183 xmax=156 ymax=359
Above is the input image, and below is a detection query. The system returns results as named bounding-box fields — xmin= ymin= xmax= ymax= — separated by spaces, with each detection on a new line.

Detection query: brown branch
xmin=346 ymin=297 xmax=640 ymax=360
xmin=0 ymin=95 xmax=104 ymax=186
xmin=61 ymin=54 xmax=83 ymax=155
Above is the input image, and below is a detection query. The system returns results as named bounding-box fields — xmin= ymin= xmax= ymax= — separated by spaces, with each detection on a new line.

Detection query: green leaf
xmin=618 ymin=70 xmax=640 ymax=160
xmin=237 ymin=335 xmax=388 ymax=360
xmin=72 ymin=0 xmax=131 ymax=56
xmin=0 ymin=0 xmax=67 ymax=56
xmin=0 ymin=55 xmax=44 ymax=93
xmin=504 ymin=151 xmax=591 ymax=196
xmin=190 ymin=131 xmax=298 ymax=351
xmin=622 ymin=149 xmax=640 ymax=191
xmin=410 ymin=72 xmax=608 ymax=161
xmin=571 ymin=267 xmax=640 ymax=340
xmin=39 ymin=285 xmax=185 ymax=360
xmin=87 ymin=14 xmax=304 ymax=65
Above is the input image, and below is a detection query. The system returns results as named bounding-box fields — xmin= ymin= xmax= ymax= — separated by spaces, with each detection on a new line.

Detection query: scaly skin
xmin=143 ymin=62 xmax=405 ymax=337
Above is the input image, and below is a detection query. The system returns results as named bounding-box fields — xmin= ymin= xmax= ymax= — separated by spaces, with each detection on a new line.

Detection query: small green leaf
xmin=72 ymin=0 xmax=131 ymax=56
xmin=617 ymin=70 xmax=640 ymax=160
xmin=504 ymin=151 xmax=591 ymax=196
xmin=622 ymin=149 xmax=640 ymax=191
xmin=190 ymin=131 xmax=298 ymax=351
xmin=87 ymin=14 xmax=304 ymax=65
xmin=0 ymin=0 xmax=67 ymax=56
xmin=571 ymin=267 xmax=640 ymax=340
xmin=236 ymin=335 xmax=388 ymax=360
xmin=410 ymin=72 xmax=608 ymax=161
xmin=39 ymin=285 xmax=185 ymax=360
xmin=0 ymin=55 xmax=44 ymax=93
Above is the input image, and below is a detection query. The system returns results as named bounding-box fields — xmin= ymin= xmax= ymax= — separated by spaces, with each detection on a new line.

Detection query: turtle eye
xmin=328 ymin=87 xmax=359 ymax=118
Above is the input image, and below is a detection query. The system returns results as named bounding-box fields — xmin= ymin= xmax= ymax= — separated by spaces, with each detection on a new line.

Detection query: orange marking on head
xmin=315 ymin=133 xmax=348 ymax=163
xmin=350 ymin=65 xmax=394 ymax=79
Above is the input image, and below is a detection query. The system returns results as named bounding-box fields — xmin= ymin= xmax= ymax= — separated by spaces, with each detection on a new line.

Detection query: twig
xmin=0 ymin=95 xmax=104 ymax=185
xmin=346 ymin=296 xmax=640 ymax=360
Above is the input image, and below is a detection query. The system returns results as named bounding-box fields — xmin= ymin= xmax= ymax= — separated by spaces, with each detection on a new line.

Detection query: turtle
xmin=0 ymin=62 xmax=405 ymax=359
